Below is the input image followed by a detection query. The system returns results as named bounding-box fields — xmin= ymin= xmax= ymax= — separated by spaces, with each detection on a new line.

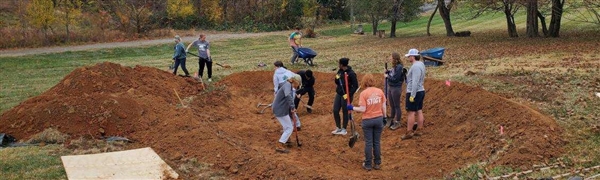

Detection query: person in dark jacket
xmin=172 ymin=35 xmax=190 ymax=77
xmin=386 ymin=52 xmax=407 ymax=130
xmin=294 ymin=69 xmax=315 ymax=113
xmin=332 ymin=58 xmax=359 ymax=135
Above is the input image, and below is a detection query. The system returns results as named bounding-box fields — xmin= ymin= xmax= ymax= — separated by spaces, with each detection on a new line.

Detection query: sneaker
xmin=208 ymin=78 xmax=212 ymax=82
xmin=390 ymin=122 xmax=401 ymax=130
xmin=338 ymin=129 xmax=348 ymax=135
xmin=296 ymin=127 xmax=301 ymax=131
xmin=373 ymin=164 xmax=381 ymax=170
xmin=331 ymin=128 xmax=342 ymax=134
xmin=307 ymin=108 xmax=312 ymax=114
xmin=362 ymin=163 xmax=372 ymax=171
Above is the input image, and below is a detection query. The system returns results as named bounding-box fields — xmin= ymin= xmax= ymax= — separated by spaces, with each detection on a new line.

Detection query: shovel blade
xmin=348 ymin=133 xmax=359 ymax=148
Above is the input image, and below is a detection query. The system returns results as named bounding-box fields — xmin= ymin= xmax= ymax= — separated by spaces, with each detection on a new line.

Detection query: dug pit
xmin=0 ymin=62 xmax=564 ymax=179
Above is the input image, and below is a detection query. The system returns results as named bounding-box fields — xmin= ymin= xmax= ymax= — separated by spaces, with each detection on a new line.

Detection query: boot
xmin=275 ymin=142 xmax=289 ymax=153
xmin=401 ymin=130 xmax=414 ymax=140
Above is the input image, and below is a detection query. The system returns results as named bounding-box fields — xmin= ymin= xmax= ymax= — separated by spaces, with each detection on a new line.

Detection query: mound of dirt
xmin=0 ymin=64 xmax=564 ymax=179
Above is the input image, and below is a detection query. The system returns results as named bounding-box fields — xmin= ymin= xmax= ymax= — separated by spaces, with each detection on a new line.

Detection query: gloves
xmin=409 ymin=96 xmax=415 ymax=102
xmin=335 ymin=74 xmax=340 ymax=79
xmin=343 ymin=94 xmax=348 ymax=100
xmin=185 ymin=50 xmax=189 ymax=53
xmin=382 ymin=117 xmax=387 ymax=126
xmin=208 ymin=57 xmax=212 ymax=62
xmin=346 ymin=104 xmax=354 ymax=111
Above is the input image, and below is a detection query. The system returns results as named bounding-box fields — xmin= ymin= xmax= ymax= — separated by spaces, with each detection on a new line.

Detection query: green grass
xmin=0 ymin=145 xmax=67 ymax=180
xmin=1 ymin=8 xmax=600 ymax=179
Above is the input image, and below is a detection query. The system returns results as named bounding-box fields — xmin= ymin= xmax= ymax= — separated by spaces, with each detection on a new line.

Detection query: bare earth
xmin=0 ymin=31 xmax=285 ymax=57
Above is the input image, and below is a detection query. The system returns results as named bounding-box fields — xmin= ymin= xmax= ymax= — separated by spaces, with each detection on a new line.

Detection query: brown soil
xmin=0 ymin=62 xmax=565 ymax=179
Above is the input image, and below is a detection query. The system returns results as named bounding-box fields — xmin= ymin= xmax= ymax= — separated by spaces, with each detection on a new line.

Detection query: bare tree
xmin=438 ymin=0 xmax=455 ymax=36
xmin=526 ymin=0 xmax=539 ymax=37
xmin=390 ymin=0 xmax=403 ymax=37
xmin=548 ymin=0 xmax=564 ymax=37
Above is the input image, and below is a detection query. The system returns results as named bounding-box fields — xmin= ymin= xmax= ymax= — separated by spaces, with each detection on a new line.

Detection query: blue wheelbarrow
xmin=295 ymin=47 xmax=317 ymax=66
xmin=420 ymin=47 xmax=445 ymax=66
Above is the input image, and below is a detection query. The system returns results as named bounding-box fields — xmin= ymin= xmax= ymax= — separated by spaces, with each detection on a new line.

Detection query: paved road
xmin=0 ymin=31 xmax=285 ymax=57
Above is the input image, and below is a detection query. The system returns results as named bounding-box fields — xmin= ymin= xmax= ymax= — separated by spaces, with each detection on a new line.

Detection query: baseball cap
xmin=405 ymin=49 xmax=419 ymax=57
xmin=174 ymin=35 xmax=181 ymax=41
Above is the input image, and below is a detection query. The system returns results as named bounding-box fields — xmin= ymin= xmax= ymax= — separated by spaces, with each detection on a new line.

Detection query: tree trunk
xmin=371 ymin=14 xmax=378 ymax=35
xmin=438 ymin=0 xmax=455 ymax=36
xmin=427 ymin=4 xmax=438 ymax=36
xmin=390 ymin=0 xmax=400 ymax=38
xmin=503 ymin=0 xmax=518 ymax=37
xmin=537 ymin=10 xmax=548 ymax=37
xmin=548 ymin=0 xmax=564 ymax=37
xmin=526 ymin=0 xmax=539 ymax=37
xmin=65 ymin=10 xmax=70 ymax=43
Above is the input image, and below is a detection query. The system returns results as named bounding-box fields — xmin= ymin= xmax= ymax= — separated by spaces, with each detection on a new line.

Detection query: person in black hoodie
xmin=332 ymin=58 xmax=359 ymax=135
xmin=294 ymin=69 xmax=315 ymax=113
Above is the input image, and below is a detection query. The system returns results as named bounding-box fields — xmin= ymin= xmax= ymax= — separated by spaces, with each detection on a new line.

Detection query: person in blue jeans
xmin=172 ymin=35 xmax=190 ymax=77
xmin=347 ymin=74 xmax=387 ymax=171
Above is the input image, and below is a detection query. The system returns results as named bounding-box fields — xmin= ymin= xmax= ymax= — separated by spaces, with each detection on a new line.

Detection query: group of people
xmin=171 ymin=34 xmax=214 ymax=82
xmin=270 ymin=47 xmax=427 ymax=171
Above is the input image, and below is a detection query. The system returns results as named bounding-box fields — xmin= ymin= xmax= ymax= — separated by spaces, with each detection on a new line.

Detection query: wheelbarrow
xmin=420 ymin=47 xmax=445 ymax=67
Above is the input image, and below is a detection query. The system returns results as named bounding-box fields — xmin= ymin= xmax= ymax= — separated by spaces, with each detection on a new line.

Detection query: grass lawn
xmin=1 ymin=10 xmax=600 ymax=179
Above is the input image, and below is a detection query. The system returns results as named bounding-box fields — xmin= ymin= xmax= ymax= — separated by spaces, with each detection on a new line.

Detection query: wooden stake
xmin=173 ymin=88 xmax=184 ymax=106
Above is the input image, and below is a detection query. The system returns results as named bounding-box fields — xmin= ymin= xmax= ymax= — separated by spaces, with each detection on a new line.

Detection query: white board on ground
xmin=61 ymin=147 xmax=178 ymax=180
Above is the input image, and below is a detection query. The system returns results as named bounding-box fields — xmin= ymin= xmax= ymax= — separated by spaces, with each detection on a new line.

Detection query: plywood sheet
xmin=61 ymin=147 xmax=178 ymax=180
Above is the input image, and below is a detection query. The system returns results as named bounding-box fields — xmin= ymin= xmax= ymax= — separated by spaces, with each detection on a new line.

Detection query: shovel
xmin=344 ymin=72 xmax=360 ymax=148
xmin=188 ymin=52 xmax=231 ymax=69
xmin=257 ymin=103 xmax=272 ymax=114
xmin=291 ymin=110 xmax=302 ymax=147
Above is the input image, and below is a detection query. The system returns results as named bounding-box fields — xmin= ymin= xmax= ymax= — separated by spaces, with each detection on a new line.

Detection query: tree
xmin=56 ymin=0 xmax=82 ymax=42
xmin=547 ymin=0 xmax=564 ymax=37
xmin=356 ymin=0 xmax=390 ymax=35
xmin=390 ymin=0 xmax=403 ymax=37
xmin=390 ymin=0 xmax=423 ymax=37
xmin=301 ymin=0 xmax=320 ymax=34
xmin=503 ymin=0 xmax=520 ymax=37
xmin=465 ymin=0 xmax=520 ymax=37
xmin=26 ymin=0 xmax=56 ymax=41
xmin=103 ymin=0 xmax=154 ymax=35
xmin=438 ymin=0 xmax=456 ymax=36
xmin=526 ymin=0 xmax=539 ymax=37
xmin=167 ymin=0 xmax=195 ymax=19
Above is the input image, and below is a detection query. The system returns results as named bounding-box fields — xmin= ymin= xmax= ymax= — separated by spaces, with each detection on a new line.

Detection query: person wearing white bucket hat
xmin=402 ymin=48 xmax=426 ymax=140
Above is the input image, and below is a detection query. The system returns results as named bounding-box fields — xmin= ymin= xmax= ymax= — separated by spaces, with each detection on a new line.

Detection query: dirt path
xmin=0 ymin=31 xmax=285 ymax=57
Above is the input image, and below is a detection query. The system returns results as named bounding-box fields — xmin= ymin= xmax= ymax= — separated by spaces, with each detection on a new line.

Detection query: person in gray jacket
xmin=172 ymin=35 xmax=190 ymax=77
xmin=402 ymin=48 xmax=426 ymax=140
xmin=272 ymin=74 xmax=301 ymax=153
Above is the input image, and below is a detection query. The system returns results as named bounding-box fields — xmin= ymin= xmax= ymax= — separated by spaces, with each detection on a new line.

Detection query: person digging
xmin=272 ymin=74 xmax=301 ymax=153
xmin=294 ymin=69 xmax=315 ymax=114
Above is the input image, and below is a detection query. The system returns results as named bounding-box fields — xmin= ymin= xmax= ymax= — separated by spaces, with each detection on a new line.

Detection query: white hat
xmin=405 ymin=48 xmax=419 ymax=57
